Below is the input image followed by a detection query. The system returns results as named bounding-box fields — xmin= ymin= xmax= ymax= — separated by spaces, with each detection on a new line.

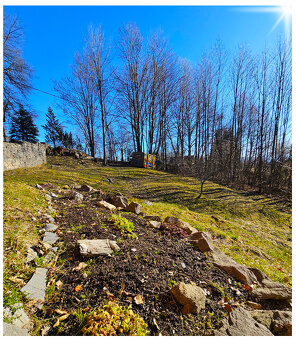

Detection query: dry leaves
xmin=56 ymin=280 xmax=63 ymax=289
xmin=8 ymin=276 xmax=24 ymax=285
xmin=73 ymin=262 xmax=87 ymax=271
xmin=134 ymin=294 xmax=145 ymax=304
xmin=74 ymin=285 xmax=83 ymax=292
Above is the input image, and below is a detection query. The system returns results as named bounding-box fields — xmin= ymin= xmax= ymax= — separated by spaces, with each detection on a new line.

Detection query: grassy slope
xmin=3 ymin=156 xmax=291 ymax=289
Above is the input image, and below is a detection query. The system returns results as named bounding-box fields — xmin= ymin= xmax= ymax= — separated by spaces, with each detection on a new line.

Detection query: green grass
xmin=3 ymin=156 xmax=292 ymax=286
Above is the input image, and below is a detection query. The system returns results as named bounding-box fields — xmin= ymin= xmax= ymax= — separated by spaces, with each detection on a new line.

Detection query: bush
xmin=81 ymin=301 xmax=149 ymax=336
xmin=109 ymin=214 xmax=136 ymax=238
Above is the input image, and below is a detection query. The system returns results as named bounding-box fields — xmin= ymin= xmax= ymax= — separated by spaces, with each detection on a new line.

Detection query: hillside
xmin=3 ymin=156 xmax=292 ymax=335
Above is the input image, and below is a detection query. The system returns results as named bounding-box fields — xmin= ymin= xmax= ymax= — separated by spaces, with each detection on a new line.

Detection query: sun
xmin=238 ymin=5 xmax=292 ymax=39
xmin=270 ymin=6 xmax=292 ymax=37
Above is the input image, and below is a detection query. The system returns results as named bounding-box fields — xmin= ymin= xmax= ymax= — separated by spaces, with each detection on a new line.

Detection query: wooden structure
xmin=130 ymin=151 xmax=156 ymax=169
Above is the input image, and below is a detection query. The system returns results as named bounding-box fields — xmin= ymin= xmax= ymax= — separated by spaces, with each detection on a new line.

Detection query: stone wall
xmin=3 ymin=141 xmax=47 ymax=171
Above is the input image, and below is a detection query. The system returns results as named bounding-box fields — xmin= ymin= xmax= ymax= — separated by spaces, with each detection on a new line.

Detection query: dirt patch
xmin=42 ymin=193 xmax=257 ymax=335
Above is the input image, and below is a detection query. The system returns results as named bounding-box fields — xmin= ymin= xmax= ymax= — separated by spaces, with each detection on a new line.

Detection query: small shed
xmin=130 ymin=152 xmax=156 ymax=169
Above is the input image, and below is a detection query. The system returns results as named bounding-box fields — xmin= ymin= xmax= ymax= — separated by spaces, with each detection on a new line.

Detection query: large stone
xmin=112 ymin=195 xmax=128 ymax=208
xmin=78 ymin=239 xmax=120 ymax=257
xmin=20 ymin=268 xmax=47 ymax=309
xmin=44 ymin=214 xmax=55 ymax=223
xmin=212 ymin=250 xmax=258 ymax=285
xmin=148 ymin=221 xmax=161 ymax=229
xmin=251 ymin=310 xmax=274 ymax=329
xmin=96 ymin=200 xmax=117 ymax=211
xmin=215 ymin=307 xmax=273 ymax=336
xmin=189 ymin=232 xmax=216 ymax=253
xmin=164 ymin=216 xmax=196 ymax=234
xmin=170 ymin=282 xmax=206 ymax=314
xmin=272 ymin=311 xmax=292 ymax=336
xmin=3 ymin=322 xmax=30 ymax=336
xmin=43 ymin=223 xmax=58 ymax=232
xmin=125 ymin=202 xmax=142 ymax=214
xmin=80 ymin=184 xmax=95 ymax=192
xmin=248 ymin=267 xmax=292 ymax=301
xmin=43 ymin=232 xmax=59 ymax=245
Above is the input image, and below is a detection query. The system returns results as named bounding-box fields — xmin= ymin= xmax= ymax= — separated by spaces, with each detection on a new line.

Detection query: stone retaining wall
xmin=3 ymin=141 xmax=47 ymax=171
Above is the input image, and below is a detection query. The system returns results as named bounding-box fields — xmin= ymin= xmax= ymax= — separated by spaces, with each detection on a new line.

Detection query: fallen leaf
xmin=246 ymin=301 xmax=262 ymax=309
xmin=134 ymin=294 xmax=145 ymax=304
xmin=126 ymin=297 xmax=133 ymax=303
xmin=83 ymin=307 xmax=90 ymax=312
xmin=53 ymin=319 xmax=60 ymax=328
xmin=74 ymin=285 xmax=83 ymax=292
xmin=54 ymin=309 xmax=68 ymax=315
xmin=224 ymin=304 xmax=233 ymax=312
xmin=58 ymin=314 xmax=69 ymax=321
xmin=56 ymin=280 xmax=63 ymax=289
xmin=73 ymin=262 xmax=87 ymax=271
xmin=242 ymin=284 xmax=252 ymax=291
xmin=8 ymin=276 xmax=24 ymax=285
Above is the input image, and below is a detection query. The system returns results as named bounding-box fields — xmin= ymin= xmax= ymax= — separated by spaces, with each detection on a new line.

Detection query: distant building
xmin=130 ymin=152 xmax=156 ymax=169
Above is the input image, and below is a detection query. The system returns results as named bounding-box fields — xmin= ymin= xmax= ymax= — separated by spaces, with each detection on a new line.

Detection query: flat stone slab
xmin=3 ymin=322 xmax=30 ymax=336
xmin=20 ymin=267 xmax=47 ymax=308
xmin=96 ymin=200 xmax=116 ymax=211
xmin=78 ymin=239 xmax=120 ymax=257
xmin=43 ymin=232 xmax=59 ymax=245
xmin=4 ymin=303 xmax=32 ymax=330
xmin=43 ymin=223 xmax=58 ymax=232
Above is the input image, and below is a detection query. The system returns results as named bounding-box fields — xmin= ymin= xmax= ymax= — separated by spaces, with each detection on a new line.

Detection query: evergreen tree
xmin=42 ymin=107 xmax=63 ymax=147
xmin=60 ymin=130 xmax=75 ymax=149
xmin=9 ymin=106 xmax=38 ymax=142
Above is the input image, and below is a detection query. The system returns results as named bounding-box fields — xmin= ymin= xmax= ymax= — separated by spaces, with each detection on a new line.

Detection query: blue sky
xmin=4 ymin=5 xmax=290 ymax=142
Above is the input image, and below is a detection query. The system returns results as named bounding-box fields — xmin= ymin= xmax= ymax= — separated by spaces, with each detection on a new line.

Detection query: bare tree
xmin=116 ymin=23 xmax=149 ymax=152
xmin=84 ymin=25 xmax=115 ymax=165
xmin=3 ymin=13 xmax=33 ymax=140
xmin=54 ymin=53 xmax=98 ymax=157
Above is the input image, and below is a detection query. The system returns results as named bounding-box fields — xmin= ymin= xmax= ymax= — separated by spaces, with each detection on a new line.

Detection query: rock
xmin=112 ymin=195 xmax=128 ymax=208
xmin=246 ymin=301 xmax=262 ymax=309
xmin=212 ymin=250 xmax=258 ymax=285
xmin=164 ymin=216 xmax=196 ymax=234
xmin=35 ymin=184 xmax=44 ymax=190
xmin=248 ymin=268 xmax=292 ymax=301
xmin=9 ymin=303 xmax=32 ymax=330
xmin=43 ymin=232 xmax=59 ymax=245
xmin=96 ymin=200 xmax=117 ymax=211
xmin=44 ymin=194 xmax=51 ymax=202
xmin=251 ymin=310 xmax=292 ymax=336
xmin=20 ymin=267 xmax=48 ymax=309
xmin=125 ymin=202 xmax=142 ymax=214
xmin=71 ymin=191 xmax=83 ymax=202
xmin=180 ymin=222 xmax=197 ymax=235
xmin=107 ymin=177 xmax=113 ymax=184
xmin=215 ymin=307 xmax=273 ymax=336
xmin=170 ymin=282 xmax=206 ymax=314
xmin=144 ymin=215 xmax=162 ymax=223
xmin=26 ymin=246 xmax=38 ymax=263
xmin=148 ymin=221 xmax=161 ymax=229
xmin=78 ymin=239 xmax=120 ymax=257
xmin=250 ymin=310 xmax=274 ymax=330
xmin=3 ymin=322 xmax=30 ymax=336
xmin=71 ymin=183 xmax=81 ymax=189
xmin=43 ymin=223 xmax=58 ymax=232
xmin=80 ymin=184 xmax=94 ymax=192
xmin=189 ymin=231 xmax=216 ymax=253
xmin=272 ymin=310 xmax=292 ymax=336
xmin=251 ymin=281 xmax=292 ymax=301
xmin=44 ymin=214 xmax=55 ymax=223
xmin=144 ymin=200 xmax=153 ymax=206
xmin=164 ymin=216 xmax=181 ymax=225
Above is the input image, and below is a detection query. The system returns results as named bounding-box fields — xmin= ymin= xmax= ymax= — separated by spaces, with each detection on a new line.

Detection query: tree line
xmin=3 ymin=14 xmax=291 ymax=197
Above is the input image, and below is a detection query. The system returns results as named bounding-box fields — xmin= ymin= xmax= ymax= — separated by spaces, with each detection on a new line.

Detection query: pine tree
xmin=60 ymin=131 xmax=75 ymax=149
xmin=9 ymin=106 xmax=39 ymax=142
xmin=42 ymin=107 xmax=63 ymax=147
